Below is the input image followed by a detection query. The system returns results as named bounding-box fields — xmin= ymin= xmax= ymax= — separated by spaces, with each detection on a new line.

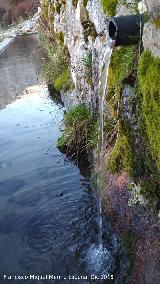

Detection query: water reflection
xmin=0 ymin=35 xmax=44 ymax=109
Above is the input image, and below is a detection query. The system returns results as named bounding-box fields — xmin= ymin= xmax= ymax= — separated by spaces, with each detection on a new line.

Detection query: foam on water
xmin=85 ymin=244 xmax=114 ymax=276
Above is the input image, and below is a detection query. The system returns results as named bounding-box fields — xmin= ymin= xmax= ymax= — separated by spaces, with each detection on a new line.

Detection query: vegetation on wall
xmin=153 ymin=18 xmax=160 ymax=28
xmin=39 ymin=1 xmax=74 ymax=93
xmin=42 ymin=42 xmax=74 ymax=92
xmin=138 ymin=50 xmax=160 ymax=170
xmin=107 ymin=46 xmax=136 ymax=122
xmin=39 ymin=0 xmax=160 ymax=199
xmin=83 ymin=0 xmax=88 ymax=8
xmin=57 ymin=105 xmax=98 ymax=155
xmin=108 ymin=135 xmax=134 ymax=175
xmin=101 ymin=0 xmax=118 ymax=16
xmin=108 ymin=46 xmax=136 ymax=97
xmin=83 ymin=51 xmax=93 ymax=85
xmin=106 ymin=46 xmax=160 ymax=198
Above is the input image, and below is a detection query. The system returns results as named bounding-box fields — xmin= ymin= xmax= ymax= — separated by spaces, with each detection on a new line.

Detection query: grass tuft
xmin=57 ymin=105 xmax=98 ymax=154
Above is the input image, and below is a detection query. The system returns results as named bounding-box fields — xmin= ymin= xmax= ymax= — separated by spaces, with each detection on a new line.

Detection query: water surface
xmin=0 ymin=35 xmax=100 ymax=284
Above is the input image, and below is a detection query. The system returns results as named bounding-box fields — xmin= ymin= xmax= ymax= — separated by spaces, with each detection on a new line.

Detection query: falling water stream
xmin=97 ymin=43 xmax=113 ymax=249
xmin=85 ymin=42 xmax=116 ymax=278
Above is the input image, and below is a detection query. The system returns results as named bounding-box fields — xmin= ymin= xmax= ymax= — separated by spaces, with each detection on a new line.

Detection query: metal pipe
xmin=108 ymin=15 xmax=144 ymax=46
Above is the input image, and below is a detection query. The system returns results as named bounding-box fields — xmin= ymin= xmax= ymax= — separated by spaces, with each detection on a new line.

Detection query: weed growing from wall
xmin=57 ymin=105 xmax=98 ymax=155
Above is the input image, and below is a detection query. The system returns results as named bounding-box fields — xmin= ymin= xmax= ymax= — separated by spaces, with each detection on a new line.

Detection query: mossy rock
xmin=55 ymin=31 xmax=65 ymax=47
xmin=41 ymin=37 xmax=73 ymax=92
xmin=83 ymin=51 xmax=93 ymax=85
xmin=54 ymin=68 xmax=74 ymax=91
xmin=153 ymin=18 xmax=160 ymax=28
xmin=108 ymin=135 xmax=134 ymax=175
xmin=108 ymin=46 xmax=136 ymax=98
xmin=101 ymin=0 xmax=118 ymax=16
xmin=138 ymin=50 xmax=160 ymax=170
xmin=55 ymin=2 xmax=62 ymax=14
xmin=83 ymin=0 xmax=88 ymax=8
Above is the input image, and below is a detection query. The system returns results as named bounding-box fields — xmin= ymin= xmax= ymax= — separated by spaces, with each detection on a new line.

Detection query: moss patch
xmin=107 ymin=47 xmax=160 ymax=199
xmin=101 ymin=0 xmax=118 ymax=16
xmin=55 ymin=2 xmax=62 ymax=14
xmin=54 ymin=68 xmax=74 ymax=91
xmin=55 ymin=31 xmax=65 ymax=48
xmin=108 ymin=135 xmax=134 ymax=175
xmin=108 ymin=46 xmax=136 ymax=97
xmin=106 ymin=46 xmax=137 ymax=127
xmin=83 ymin=51 xmax=93 ymax=85
xmin=153 ymin=18 xmax=160 ymax=28
xmin=41 ymin=38 xmax=73 ymax=92
xmin=138 ymin=50 xmax=160 ymax=170
xmin=83 ymin=0 xmax=88 ymax=8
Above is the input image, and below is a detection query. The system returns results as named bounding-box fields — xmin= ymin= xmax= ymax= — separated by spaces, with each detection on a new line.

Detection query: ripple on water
xmin=85 ymin=244 xmax=114 ymax=276
xmin=0 ymin=178 xmax=25 ymax=195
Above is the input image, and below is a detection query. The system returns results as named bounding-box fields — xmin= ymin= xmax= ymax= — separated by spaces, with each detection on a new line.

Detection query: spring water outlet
xmin=108 ymin=15 xmax=144 ymax=46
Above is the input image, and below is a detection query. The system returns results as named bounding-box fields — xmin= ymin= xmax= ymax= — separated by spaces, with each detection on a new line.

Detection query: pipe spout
xmin=108 ymin=15 xmax=144 ymax=46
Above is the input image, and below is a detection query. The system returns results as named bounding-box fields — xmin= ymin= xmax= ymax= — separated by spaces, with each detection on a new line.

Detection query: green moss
xmin=143 ymin=11 xmax=150 ymax=23
xmin=55 ymin=2 xmax=62 ymax=14
xmin=108 ymin=135 xmax=134 ymax=175
xmin=57 ymin=105 xmax=97 ymax=154
xmin=101 ymin=0 xmax=118 ymax=16
xmin=107 ymin=46 xmax=136 ymax=125
xmin=83 ymin=0 xmax=88 ymax=7
xmin=108 ymin=46 xmax=135 ymax=98
xmin=41 ymin=1 xmax=50 ymax=22
xmin=57 ymin=133 xmax=68 ymax=150
xmin=83 ymin=52 xmax=93 ymax=85
xmin=87 ymin=119 xmax=98 ymax=149
xmin=54 ymin=68 xmax=74 ymax=91
xmin=55 ymin=31 xmax=64 ymax=47
xmin=138 ymin=50 xmax=160 ymax=170
xmin=42 ymin=42 xmax=73 ymax=92
xmin=153 ymin=18 xmax=160 ymax=28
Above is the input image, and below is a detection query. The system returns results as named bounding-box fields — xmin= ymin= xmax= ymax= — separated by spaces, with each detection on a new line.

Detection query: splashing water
xmin=85 ymin=40 xmax=114 ymax=276
xmin=86 ymin=243 xmax=114 ymax=276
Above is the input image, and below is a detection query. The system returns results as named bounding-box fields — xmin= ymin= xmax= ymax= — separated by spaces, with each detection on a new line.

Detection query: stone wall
xmin=143 ymin=0 xmax=160 ymax=58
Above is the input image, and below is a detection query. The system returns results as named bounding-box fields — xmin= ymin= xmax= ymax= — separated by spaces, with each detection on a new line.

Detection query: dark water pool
xmin=0 ymin=35 xmax=125 ymax=284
